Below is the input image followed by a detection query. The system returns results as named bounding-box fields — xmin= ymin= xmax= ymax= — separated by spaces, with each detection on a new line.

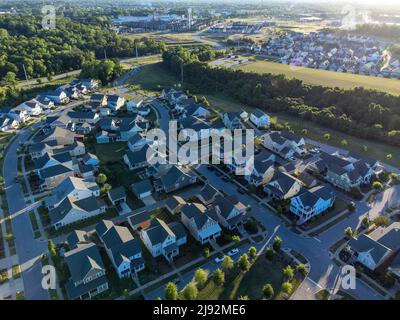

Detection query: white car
xmin=214 ymin=255 xmax=225 ymax=263
xmin=227 ymin=248 xmax=239 ymax=257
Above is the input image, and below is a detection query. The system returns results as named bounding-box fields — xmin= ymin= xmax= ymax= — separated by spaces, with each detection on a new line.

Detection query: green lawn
xmin=197 ymin=257 xmax=300 ymax=300
xmin=94 ymin=142 xmax=127 ymax=163
xmin=126 ymin=62 xmax=179 ymax=95
xmin=232 ymin=59 xmax=400 ymax=96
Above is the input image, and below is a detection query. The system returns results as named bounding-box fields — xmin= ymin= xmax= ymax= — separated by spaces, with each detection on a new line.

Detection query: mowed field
xmin=232 ymin=59 xmax=400 ymax=95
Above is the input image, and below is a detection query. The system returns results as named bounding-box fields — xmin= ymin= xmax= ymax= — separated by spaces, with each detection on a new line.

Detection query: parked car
xmin=215 ymin=170 xmax=222 ymax=176
xmin=237 ymin=187 xmax=246 ymax=194
xmin=227 ymin=248 xmax=239 ymax=257
xmin=214 ymin=255 xmax=225 ymax=263
xmin=222 ymin=176 xmax=230 ymax=182
xmin=207 ymin=165 xmax=215 ymax=171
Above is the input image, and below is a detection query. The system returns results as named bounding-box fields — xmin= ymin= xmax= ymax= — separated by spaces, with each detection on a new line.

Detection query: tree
xmin=301 ymin=129 xmax=308 ymax=135
xmin=248 ymin=246 xmax=257 ymax=259
xmin=182 ymin=283 xmax=198 ymax=300
xmin=362 ymin=145 xmax=368 ymax=152
xmin=194 ymin=268 xmax=208 ymax=288
xmin=213 ymin=268 xmax=225 ymax=287
xmin=341 ymin=139 xmax=348 ymax=146
xmin=373 ymin=216 xmax=389 ymax=227
xmin=387 ymin=154 xmax=393 ymax=160
xmin=237 ymin=254 xmax=251 ymax=272
xmin=282 ymin=265 xmax=294 ymax=280
xmin=345 ymin=227 xmax=353 ymax=238
xmin=273 ymin=236 xmax=282 ymax=252
xmin=165 ymin=282 xmax=178 ymax=300
xmin=361 ymin=216 xmax=370 ymax=228
xmin=347 ymin=202 xmax=356 ymax=212
xmin=263 ymin=283 xmax=274 ymax=299
xmin=238 ymin=295 xmax=250 ymax=300
xmin=265 ymin=246 xmax=275 ymax=261
xmin=202 ymin=247 xmax=210 ymax=258
xmin=281 ymin=281 xmax=293 ymax=295
xmin=48 ymin=240 xmax=57 ymax=258
xmin=3 ymin=71 xmax=16 ymax=86
xmin=324 ymin=133 xmax=331 ymax=141
xmin=372 ymin=181 xmax=383 ymax=190
xmin=296 ymin=264 xmax=308 ymax=277
xmin=221 ymin=256 xmax=234 ymax=271
xmin=231 ymin=235 xmax=241 ymax=242
xmin=96 ymin=173 xmax=107 ymax=184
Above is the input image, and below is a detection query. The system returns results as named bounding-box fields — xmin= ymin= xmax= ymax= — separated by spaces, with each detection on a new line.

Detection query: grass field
xmin=126 ymin=62 xmax=179 ymax=95
xmin=232 ymin=59 xmax=400 ymax=95
xmin=197 ymin=257 xmax=300 ymax=300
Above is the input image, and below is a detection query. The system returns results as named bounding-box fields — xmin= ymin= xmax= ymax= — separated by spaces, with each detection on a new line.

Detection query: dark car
xmin=222 ymin=176 xmax=230 ymax=182
xmin=215 ymin=171 xmax=222 ymax=176
xmin=207 ymin=165 xmax=215 ymax=171
xmin=237 ymin=187 xmax=247 ymax=194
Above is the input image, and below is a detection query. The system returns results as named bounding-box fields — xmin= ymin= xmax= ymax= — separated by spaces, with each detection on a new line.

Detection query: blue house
xmin=83 ymin=153 xmax=100 ymax=167
xmin=96 ymin=131 xmax=110 ymax=144
xmin=118 ymin=118 xmax=144 ymax=141
xmin=290 ymin=185 xmax=336 ymax=225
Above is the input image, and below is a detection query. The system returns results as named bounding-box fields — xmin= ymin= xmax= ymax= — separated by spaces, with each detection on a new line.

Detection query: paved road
xmin=3 ymin=123 xmax=49 ymax=300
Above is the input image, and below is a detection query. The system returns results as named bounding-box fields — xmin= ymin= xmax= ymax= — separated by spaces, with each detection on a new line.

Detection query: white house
xmin=96 ymin=220 xmax=145 ymax=278
xmin=140 ymin=219 xmax=187 ymax=262
xmin=250 ymin=110 xmax=270 ymax=128
xmin=107 ymin=95 xmax=125 ymax=112
xmin=50 ymin=195 xmax=106 ymax=230
xmin=180 ymin=203 xmax=222 ymax=244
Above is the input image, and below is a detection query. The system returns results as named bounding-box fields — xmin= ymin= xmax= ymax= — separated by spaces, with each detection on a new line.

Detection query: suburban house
xmin=347 ymin=223 xmax=400 ymax=272
xmin=34 ymin=151 xmax=73 ymax=173
xmin=44 ymin=89 xmax=69 ymax=104
xmin=165 ymin=195 xmax=187 ymax=215
xmin=161 ymin=88 xmax=188 ymax=105
xmin=50 ymin=195 xmax=106 ymax=229
xmin=30 ymin=140 xmax=86 ymax=160
xmin=96 ymin=220 xmax=145 ymax=278
xmin=180 ymin=202 xmax=222 ymax=244
xmin=107 ymin=94 xmax=125 ymax=112
xmin=82 ymin=153 xmax=100 ymax=167
xmin=67 ymin=111 xmax=99 ymax=124
xmin=33 ymin=127 xmax=75 ymax=146
xmin=16 ymin=100 xmax=43 ymax=116
xmin=124 ymin=144 xmax=153 ymax=170
xmin=263 ymin=171 xmax=302 ymax=201
xmin=128 ymin=211 xmax=151 ymax=231
xmin=0 ymin=116 xmax=18 ymax=131
xmin=289 ymin=185 xmax=336 ymax=224
xmin=210 ymin=195 xmax=247 ymax=230
xmin=244 ymin=149 xmax=276 ymax=187
xmin=90 ymin=94 xmax=108 ymax=107
xmin=96 ymin=131 xmax=110 ymax=144
xmin=107 ymin=186 xmax=127 ymax=207
xmin=197 ymin=184 xmax=220 ymax=206
xmin=250 ymin=110 xmax=270 ymax=128
xmin=38 ymin=164 xmax=75 ymax=190
xmin=64 ymin=241 xmax=108 ymax=300
xmin=222 ymin=112 xmax=243 ymax=129
xmin=140 ymin=218 xmax=187 ymax=261
xmin=7 ymin=108 xmax=30 ymax=123
xmin=262 ymin=131 xmax=306 ymax=159
xmin=72 ymin=79 xmax=99 ymax=91
xmin=154 ymin=165 xmax=197 ymax=194
xmin=45 ymin=176 xmax=99 ymax=209
xmin=131 ymin=180 xmax=153 ymax=199
xmin=127 ymin=96 xmax=144 ymax=112
xmin=127 ymin=133 xmax=152 ymax=152
xmin=309 ymin=151 xmax=379 ymax=191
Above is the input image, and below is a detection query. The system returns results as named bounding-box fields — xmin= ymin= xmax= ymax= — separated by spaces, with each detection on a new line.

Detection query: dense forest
xmin=162 ymin=47 xmax=400 ymax=147
xmin=0 ymin=9 xmax=165 ymax=80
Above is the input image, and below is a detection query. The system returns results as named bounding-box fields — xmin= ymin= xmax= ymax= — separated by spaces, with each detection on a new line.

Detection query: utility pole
xmin=180 ymin=60 xmax=184 ymax=84
xmin=135 ymin=44 xmax=138 ymax=58
xmin=22 ymin=63 xmax=28 ymax=81
xmin=104 ymin=50 xmax=107 ymax=60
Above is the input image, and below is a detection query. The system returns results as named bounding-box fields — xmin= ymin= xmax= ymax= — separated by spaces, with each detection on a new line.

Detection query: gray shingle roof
xmin=108 ymin=186 xmax=126 ymax=202
xmin=131 ymin=179 xmax=152 ymax=196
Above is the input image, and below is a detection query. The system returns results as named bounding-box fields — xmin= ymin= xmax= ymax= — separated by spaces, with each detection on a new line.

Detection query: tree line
xmin=162 ymin=47 xmax=400 ymax=147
